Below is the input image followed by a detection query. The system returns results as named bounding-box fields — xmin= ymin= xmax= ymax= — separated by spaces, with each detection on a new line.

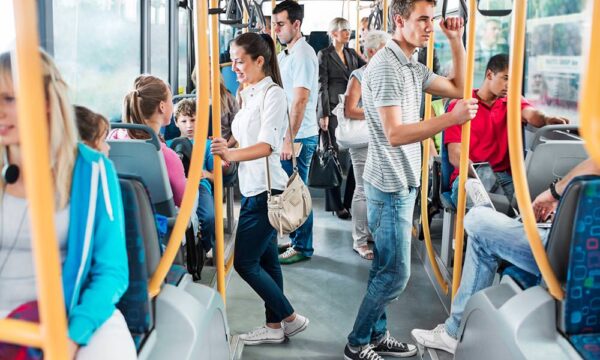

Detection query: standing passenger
xmin=273 ymin=0 xmax=320 ymax=265
xmin=343 ymin=30 xmax=391 ymax=260
xmin=344 ymin=0 xmax=478 ymax=359
xmin=0 ymin=50 xmax=136 ymax=359
xmin=318 ymin=17 xmax=367 ymax=220
xmin=211 ymin=32 xmax=309 ymax=345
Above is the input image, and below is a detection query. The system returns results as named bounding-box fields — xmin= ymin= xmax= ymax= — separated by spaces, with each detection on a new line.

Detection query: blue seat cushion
xmin=166 ymin=264 xmax=188 ymax=286
xmin=570 ymin=334 xmax=600 ymax=359
xmin=502 ymin=265 xmax=540 ymax=289
xmin=440 ymin=191 xmax=456 ymax=211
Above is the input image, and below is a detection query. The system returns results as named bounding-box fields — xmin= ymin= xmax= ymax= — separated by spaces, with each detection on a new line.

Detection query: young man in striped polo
xmin=344 ymin=0 xmax=478 ymax=359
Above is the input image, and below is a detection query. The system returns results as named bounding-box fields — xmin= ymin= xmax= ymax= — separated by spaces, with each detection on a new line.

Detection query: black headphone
xmin=2 ymin=149 xmax=19 ymax=184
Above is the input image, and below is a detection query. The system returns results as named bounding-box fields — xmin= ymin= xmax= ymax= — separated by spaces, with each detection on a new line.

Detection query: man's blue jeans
xmin=444 ymin=207 xmax=549 ymax=338
xmin=347 ymin=182 xmax=417 ymax=346
xmin=281 ymin=135 xmax=318 ymax=257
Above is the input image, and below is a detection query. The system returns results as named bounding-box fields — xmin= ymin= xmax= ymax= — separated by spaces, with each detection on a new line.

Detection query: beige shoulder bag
xmin=262 ymin=83 xmax=312 ymax=236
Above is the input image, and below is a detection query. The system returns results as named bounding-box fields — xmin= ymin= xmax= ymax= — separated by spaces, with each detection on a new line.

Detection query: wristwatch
xmin=549 ymin=178 xmax=561 ymax=201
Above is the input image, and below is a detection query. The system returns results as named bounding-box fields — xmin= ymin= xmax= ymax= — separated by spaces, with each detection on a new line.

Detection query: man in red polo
xmin=445 ymin=54 xmax=568 ymax=206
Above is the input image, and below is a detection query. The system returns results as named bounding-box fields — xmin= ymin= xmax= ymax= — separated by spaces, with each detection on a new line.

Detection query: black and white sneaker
xmin=344 ymin=344 xmax=384 ymax=360
xmin=372 ymin=331 xmax=418 ymax=357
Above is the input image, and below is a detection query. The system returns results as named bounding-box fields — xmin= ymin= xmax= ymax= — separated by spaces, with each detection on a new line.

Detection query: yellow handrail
xmin=149 ymin=0 xmax=211 ymax=298
xmin=0 ymin=1 xmax=70 ymax=358
xmin=220 ymin=62 xmax=233 ymax=68
xmin=355 ymin=0 xmax=361 ymax=53
xmin=451 ymin=0 xmax=476 ymax=299
xmin=211 ymin=0 xmax=227 ymax=301
xmin=243 ymin=8 xmax=249 ymax=33
xmin=271 ymin=0 xmax=277 ymax=42
xmin=420 ymin=33 xmax=449 ymax=295
xmin=579 ymin=1 xmax=600 ymax=168
xmin=383 ymin=0 xmax=388 ymax=32
xmin=507 ymin=0 xmax=564 ymax=300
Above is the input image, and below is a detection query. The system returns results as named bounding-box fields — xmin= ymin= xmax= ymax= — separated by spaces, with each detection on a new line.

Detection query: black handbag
xmin=307 ymin=131 xmax=343 ymax=189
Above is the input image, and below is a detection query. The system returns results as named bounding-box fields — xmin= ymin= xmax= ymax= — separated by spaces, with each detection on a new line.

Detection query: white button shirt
xmin=232 ymin=76 xmax=290 ymax=197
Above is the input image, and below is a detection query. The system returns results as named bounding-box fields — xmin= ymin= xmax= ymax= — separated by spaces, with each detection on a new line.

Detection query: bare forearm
xmin=346 ymin=107 xmax=365 ymax=119
xmin=388 ymin=113 xmax=456 ymax=146
xmin=556 ymin=159 xmax=600 ymax=194
xmin=286 ymin=98 xmax=307 ymax=140
xmin=228 ymin=143 xmax=272 ymax=162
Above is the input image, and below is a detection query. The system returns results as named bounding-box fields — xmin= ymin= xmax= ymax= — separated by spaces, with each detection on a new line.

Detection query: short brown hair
xmin=174 ymin=98 xmax=196 ymax=121
xmin=74 ymin=105 xmax=109 ymax=145
xmin=391 ymin=0 xmax=437 ymax=20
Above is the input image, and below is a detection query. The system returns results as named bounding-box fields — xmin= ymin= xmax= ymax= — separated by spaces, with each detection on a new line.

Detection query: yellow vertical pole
xmin=580 ymin=1 xmax=600 ymax=168
xmin=149 ymin=0 xmax=211 ymax=298
xmin=11 ymin=0 xmax=69 ymax=358
xmin=210 ymin=0 xmax=226 ymax=301
xmin=421 ymin=33 xmax=449 ymax=294
xmin=243 ymin=8 xmax=249 ymax=33
xmin=507 ymin=0 xmax=564 ymax=300
xmin=451 ymin=0 xmax=477 ymax=299
xmin=356 ymin=0 xmax=361 ymax=53
xmin=383 ymin=0 xmax=388 ymax=32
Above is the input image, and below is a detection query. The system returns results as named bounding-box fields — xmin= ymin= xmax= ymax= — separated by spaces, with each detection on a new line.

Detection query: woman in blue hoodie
xmin=0 ymin=50 xmax=135 ymax=359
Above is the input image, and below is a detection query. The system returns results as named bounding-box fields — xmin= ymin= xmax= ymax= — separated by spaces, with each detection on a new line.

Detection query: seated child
xmin=75 ymin=105 xmax=111 ymax=156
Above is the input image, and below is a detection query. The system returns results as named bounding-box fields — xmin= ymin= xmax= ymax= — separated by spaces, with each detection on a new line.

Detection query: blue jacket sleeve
xmin=68 ymin=158 xmax=129 ymax=345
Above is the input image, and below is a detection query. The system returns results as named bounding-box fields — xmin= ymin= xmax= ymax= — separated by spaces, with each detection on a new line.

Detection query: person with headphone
xmin=0 ymin=50 xmax=135 ymax=359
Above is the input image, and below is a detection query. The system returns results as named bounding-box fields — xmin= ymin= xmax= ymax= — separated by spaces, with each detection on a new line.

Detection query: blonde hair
xmin=364 ymin=30 xmax=391 ymax=57
xmin=0 ymin=50 xmax=78 ymax=209
xmin=122 ymin=74 xmax=170 ymax=139
xmin=328 ymin=17 xmax=351 ymax=40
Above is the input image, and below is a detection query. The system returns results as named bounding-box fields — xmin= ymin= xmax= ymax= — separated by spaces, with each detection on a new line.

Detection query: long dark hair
xmin=232 ymin=33 xmax=283 ymax=87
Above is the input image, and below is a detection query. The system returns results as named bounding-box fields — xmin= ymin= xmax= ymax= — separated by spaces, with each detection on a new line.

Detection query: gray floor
xmin=225 ymin=198 xmax=450 ymax=360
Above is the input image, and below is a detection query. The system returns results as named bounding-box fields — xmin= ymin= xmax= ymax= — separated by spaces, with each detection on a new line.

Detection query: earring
xmin=2 ymin=149 xmax=19 ymax=184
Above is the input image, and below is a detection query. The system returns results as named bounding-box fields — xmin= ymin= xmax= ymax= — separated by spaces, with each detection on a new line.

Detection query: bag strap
xmin=261 ymin=82 xmax=297 ymax=196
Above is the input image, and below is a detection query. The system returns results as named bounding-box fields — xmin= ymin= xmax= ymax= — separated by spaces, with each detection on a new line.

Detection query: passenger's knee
xmin=464 ymin=207 xmax=496 ymax=236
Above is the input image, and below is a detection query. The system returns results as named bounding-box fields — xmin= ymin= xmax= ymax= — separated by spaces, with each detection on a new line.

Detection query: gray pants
xmin=349 ymin=146 xmax=371 ymax=248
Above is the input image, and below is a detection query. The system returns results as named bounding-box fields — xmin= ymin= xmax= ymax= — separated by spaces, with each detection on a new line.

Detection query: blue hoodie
xmin=61 ymin=143 xmax=129 ymax=345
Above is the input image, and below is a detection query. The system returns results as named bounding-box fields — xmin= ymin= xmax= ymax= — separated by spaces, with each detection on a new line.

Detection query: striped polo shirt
xmin=362 ymin=39 xmax=439 ymax=192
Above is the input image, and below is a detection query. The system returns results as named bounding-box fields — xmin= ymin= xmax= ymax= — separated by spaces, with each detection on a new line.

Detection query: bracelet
xmin=549 ymin=179 xmax=561 ymax=201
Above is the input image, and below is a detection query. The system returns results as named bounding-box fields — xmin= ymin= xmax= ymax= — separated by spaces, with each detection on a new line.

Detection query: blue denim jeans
xmin=234 ymin=191 xmax=295 ymax=323
xmin=196 ymin=186 xmax=215 ymax=252
xmin=451 ymin=171 xmax=515 ymax=207
xmin=281 ymin=135 xmax=318 ymax=257
xmin=444 ymin=207 xmax=549 ymax=338
xmin=347 ymin=182 xmax=417 ymax=346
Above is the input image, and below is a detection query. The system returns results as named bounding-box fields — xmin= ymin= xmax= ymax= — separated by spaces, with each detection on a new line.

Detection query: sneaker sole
xmin=243 ymin=337 xmax=287 ymax=346
xmin=279 ymin=256 xmax=310 ymax=265
xmin=284 ymin=318 xmax=309 ymax=337
xmin=375 ymin=349 xmax=418 ymax=358
xmin=411 ymin=333 xmax=456 ymax=355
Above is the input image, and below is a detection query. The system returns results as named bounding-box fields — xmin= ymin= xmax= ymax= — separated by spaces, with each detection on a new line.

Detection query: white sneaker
xmin=239 ymin=325 xmax=285 ymax=345
xmin=411 ymin=324 xmax=458 ymax=354
xmin=465 ymin=179 xmax=494 ymax=209
xmin=282 ymin=314 xmax=309 ymax=337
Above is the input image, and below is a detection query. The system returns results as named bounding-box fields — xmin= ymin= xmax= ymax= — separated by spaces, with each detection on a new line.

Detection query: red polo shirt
xmin=444 ymin=89 xmax=531 ymax=185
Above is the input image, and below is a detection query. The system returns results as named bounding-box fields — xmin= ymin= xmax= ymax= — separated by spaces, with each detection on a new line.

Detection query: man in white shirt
xmin=273 ymin=0 xmax=320 ymax=265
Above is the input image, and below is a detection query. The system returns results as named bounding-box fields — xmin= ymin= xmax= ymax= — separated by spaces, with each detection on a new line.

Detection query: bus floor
xmin=226 ymin=198 xmax=453 ymax=360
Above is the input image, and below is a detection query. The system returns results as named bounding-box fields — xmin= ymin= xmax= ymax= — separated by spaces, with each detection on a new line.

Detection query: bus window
xmin=53 ymin=1 xmax=141 ymax=121
xmin=524 ymin=0 xmax=587 ymax=123
xmin=151 ymin=0 xmax=169 ymax=81
xmin=0 ymin=1 xmax=15 ymax=53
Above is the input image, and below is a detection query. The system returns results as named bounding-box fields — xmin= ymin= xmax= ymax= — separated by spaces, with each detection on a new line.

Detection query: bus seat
xmin=117 ymin=177 xmax=154 ymax=350
xmin=307 ymin=31 xmax=329 ymax=54
xmin=221 ymin=66 xmax=239 ymax=95
xmin=524 ymin=138 xmax=587 ymax=201
xmin=500 ymin=265 xmax=540 ymax=289
xmin=108 ymin=124 xmax=177 ymax=218
xmin=529 ymin=124 xmax=581 ymax=152
xmin=555 ymin=176 xmax=600 ymax=359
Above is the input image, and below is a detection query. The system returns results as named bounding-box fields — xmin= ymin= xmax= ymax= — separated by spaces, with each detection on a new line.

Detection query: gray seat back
xmin=108 ymin=123 xmax=177 ymax=217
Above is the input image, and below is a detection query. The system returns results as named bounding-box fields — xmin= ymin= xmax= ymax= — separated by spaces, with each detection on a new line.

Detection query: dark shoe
xmin=336 ymin=208 xmax=351 ymax=220
xmin=278 ymin=242 xmax=292 ymax=254
xmin=344 ymin=344 xmax=384 ymax=360
xmin=279 ymin=248 xmax=310 ymax=265
xmin=372 ymin=331 xmax=417 ymax=357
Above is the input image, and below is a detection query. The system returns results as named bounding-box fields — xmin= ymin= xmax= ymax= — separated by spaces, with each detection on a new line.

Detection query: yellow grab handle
xmin=580 ymin=1 xmax=600 ymax=168
xmin=271 ymin=0 xmax=277 ymax=43
xmin=210 ymin=0 xmax=227 ymax=301
xmin=0 ymin=0 xmax=70 ymax=357
xmin=421 ymin=33 xmax=449 ymax=294
xmin=356 ymin=0 xmax=361 ymax=54
xmin=451 ymin=0 xmax=477 ymax=299
xmin=149 ymin=0 xmax=211 ymax=298
xmin=383 ymin=0 xmax=389 ymax=32
xmin=507 ymin=0 xmax=563 ymax=300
